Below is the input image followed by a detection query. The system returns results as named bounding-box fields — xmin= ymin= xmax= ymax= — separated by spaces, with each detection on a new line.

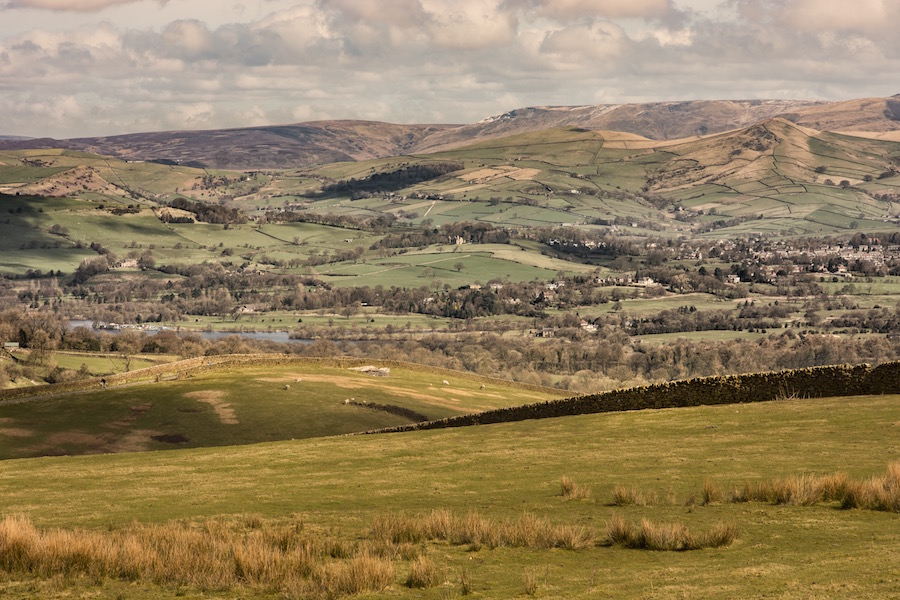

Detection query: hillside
xmin=2 ymin=391 xmax=900 ymax=598
xmin=783 ymin=95 xmax=900 ymax=133
xmin=0 ymin=121 xmax=455 ymax=171
xmin=3 ymin=96 xmax=899 ymax=171
xmin=299 ymin=119 xmax=900 ymax=236
xmin=0 ymin=357 xmax=563 ymax=459
xmin=413 ymin=99 xmax=824 ymax=152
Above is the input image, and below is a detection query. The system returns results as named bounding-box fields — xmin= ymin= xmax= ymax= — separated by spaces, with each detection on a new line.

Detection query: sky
xmin=1 ymin=0 xmax=898 ymax=138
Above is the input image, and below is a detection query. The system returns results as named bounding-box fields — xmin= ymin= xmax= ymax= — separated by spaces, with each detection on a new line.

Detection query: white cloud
xmin=540 ymin=21 xmax=626 ymax=63
xmin=0 ymin=0 xmax=897 ymax=138
xmin=777 ymin=0 xmax=895 ymax=33
xmin=423 ymin=0 xmax=518 ymax=49
xmin=161 ymin=20 xmax=212 ymax=58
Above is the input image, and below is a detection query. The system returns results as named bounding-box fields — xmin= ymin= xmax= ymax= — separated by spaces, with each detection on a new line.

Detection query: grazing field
xmin=1 ymin=393 xmax=899 ymax=598
xmin=0 ymin=360 xmax=563 ymax=459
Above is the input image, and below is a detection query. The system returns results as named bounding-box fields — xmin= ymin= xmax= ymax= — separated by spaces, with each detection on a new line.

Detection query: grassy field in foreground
xmin=0 ymin=361 xmax=562 ymax=459
xmin=1 ymin=393 xmax=900 ymax=598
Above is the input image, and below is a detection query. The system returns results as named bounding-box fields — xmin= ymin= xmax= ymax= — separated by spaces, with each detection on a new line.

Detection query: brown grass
xmin=841 ymin=463 xmax=900 ymax=512
xmin=559 ymin=476 xmax=591 ymax=500
xmin=0 ymin=514 xmax=395 ymax=597
xmin=602 ymin=514 xmax=738 ymax=551
xmin=184 ymin=390 xmax=238 ymax=425
xmin=702 ymin=480 xmax=725 ymax=505
xmin=0 ymin=507 xmax=742 ymax=596
xmin=523 ymin=567 xmax=539 ymax=595
xmin=612 ymin=484 xmax=655 ymax=506
xmin=371 ymin=510 xmax=596 ymax=551
xmin=724 ymin=464 xmax=900 ymax=512
xmin=405 ymin=555 xmax=441 ymax=589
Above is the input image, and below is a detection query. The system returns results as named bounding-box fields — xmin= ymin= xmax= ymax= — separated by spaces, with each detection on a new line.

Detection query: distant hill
xmin=1 ymin=96 xmax=898 ymax=171
xmin=412 ymin=100 xmax=824 ymax=152
xmin=781 ymin=95 xmax=900 ymax=133
xmin=0 ymin=121 xmax=455 ymax=171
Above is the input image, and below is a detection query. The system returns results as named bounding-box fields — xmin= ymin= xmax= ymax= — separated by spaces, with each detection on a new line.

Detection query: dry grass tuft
xmin=523 ymin=567 xmax=539 ymax=596
xmin=611 ymin=485 xmax=654 ymax=506
xmin=604 ymin=513 xmax=633 ymax=546
xmin=405 ymin=555 xmax=441 ymax=589
xmin=722 ymin=463 xmax=900 ymax=513
xmin=314 ymin=550 xmax=395 ymax=596
xmin=0 ymin=506 xmax=744 ymax=597
xmin=841 ymin=463 xmax=900 ymax=512
xmin=372 ymin=509 xmax=595 ymax=551
xmin=460 ymin=567 xmax=472 ymax=595
xmin=603 ymin=514 xmax=737 ymax=551
xmin=560 ymin=476 xmax=591 ymax=500
xmin=0 ymin=514 xmax=396 ymax=597
xmin=702 ymin=480 xmax=724 ymax=505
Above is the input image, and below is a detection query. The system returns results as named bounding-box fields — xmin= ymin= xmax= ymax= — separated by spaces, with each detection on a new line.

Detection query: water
xmin=68 ymin=320 xmax=312 ymax=344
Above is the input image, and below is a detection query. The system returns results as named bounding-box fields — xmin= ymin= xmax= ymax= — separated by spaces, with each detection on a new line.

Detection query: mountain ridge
xmin=1 ymin=96 xmax=898 ymax=170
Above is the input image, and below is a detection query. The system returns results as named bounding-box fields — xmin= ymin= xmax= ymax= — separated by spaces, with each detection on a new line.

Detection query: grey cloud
xmin=11 ymin=39 xmax=40 ymax=53
xmin=4 ymin=0 xmax=164 ymax=11
xmin=508 ymin=0 xmax=674 ymax=20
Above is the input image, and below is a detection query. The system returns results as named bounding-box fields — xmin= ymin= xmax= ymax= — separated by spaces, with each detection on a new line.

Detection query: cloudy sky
xmin=1 ymin=0 xmax=898 ymax=138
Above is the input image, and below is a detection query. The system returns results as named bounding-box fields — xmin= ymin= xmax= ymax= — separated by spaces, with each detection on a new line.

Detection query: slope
xmin=412 ymin=99 xmax=825 ymax=153
xmin=2 ymin=392 xmax=900 ymax=598
xmin=4 ymin=96 xmax=899 ymax=171
xmin=0 ymin=357 xmax=563 ymax=459
xmin=300 ymin=120 xmax=900 ymax=236
xmin=0 ymin=121 xmax=456 ymax=170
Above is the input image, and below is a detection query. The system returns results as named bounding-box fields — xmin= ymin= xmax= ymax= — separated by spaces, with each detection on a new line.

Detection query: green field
xmin=1 ymin=392 xmax=899 ymax=598
xmin=0 ymin=361 xmax=563 ymax=459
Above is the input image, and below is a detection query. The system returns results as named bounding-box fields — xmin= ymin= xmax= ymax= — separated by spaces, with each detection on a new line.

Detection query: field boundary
xmin=366 ymin=362 xmax=900 ymax=434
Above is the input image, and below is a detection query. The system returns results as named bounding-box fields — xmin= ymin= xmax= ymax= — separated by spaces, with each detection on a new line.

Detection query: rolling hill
xmin=299 ymin=118 xmax=900 ymax=236
xmin=3 ymin=96 xmax=898 ymax=171
xmin=0 ymin=121 xmax=456 ymax=171
xmin=0 ymin=357 xmax=564 ymax=460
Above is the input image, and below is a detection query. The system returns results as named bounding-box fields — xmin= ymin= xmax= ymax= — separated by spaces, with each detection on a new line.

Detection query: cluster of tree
xmin=829 ymin=307 xmax=900 ymax=334
xmin=622 ymin=308 xmax=748 ymax=336
xmin=315 ymin=162 xmax=463 ymax=198
xmin=167 ymin=198 xmax=246 ymax=225
xmin=374 ymin=222 xmax=509 ymax=249
xmin=264 ymin=210 xmax=397 ymax=232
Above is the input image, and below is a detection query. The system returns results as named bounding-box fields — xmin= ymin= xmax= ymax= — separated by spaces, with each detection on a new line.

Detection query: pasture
xmin=1 ymin=392 xmax=899 ymax=598
xmin=0 ymin=360 xmax=563 ymax=460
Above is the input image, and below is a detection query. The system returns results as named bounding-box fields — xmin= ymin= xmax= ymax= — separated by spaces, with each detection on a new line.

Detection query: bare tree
xmin=114 ymin=330 xmax=143 ymax=372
